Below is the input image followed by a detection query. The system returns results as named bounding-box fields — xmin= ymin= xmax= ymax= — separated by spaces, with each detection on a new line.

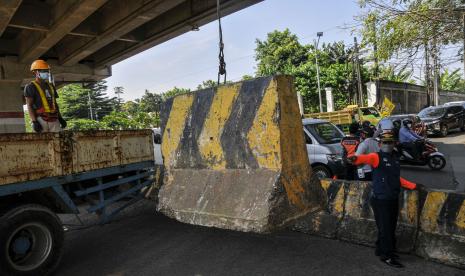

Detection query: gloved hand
xmin=59 ymin=116 xmax=67 ymax=129
xmin=32 ymin=121 xmax=42 ymax=133
xmin=347 ymin=156 xmax=357 ymax=164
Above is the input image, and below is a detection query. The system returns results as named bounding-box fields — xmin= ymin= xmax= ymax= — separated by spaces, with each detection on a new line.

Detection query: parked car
xmin=302 ymin=119 xmax=345 ymax=179
xmin=418 ymin=105 xmax=465 ymax=137
xmin=444 ymin=101 xmax=465 ymax=108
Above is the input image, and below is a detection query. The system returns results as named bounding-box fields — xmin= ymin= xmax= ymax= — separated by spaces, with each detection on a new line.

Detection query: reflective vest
xmin=31 ymin=80 xmax=57 ymax=114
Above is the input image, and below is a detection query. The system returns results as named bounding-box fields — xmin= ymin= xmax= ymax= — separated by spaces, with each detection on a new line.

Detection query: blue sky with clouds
xmin=105 ymin=0 xmax=362 ymax=100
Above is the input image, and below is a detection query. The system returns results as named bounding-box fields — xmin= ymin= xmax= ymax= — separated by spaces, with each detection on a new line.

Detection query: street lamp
xmin=315 ymin=32 xmax=324 ymax=113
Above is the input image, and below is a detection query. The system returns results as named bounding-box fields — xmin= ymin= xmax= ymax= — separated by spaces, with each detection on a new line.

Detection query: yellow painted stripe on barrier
xmin=247 ymin=79 xmax=281 ymax=170
xmin=406 ymin=191 xmax=418 ymax=225
xmin=456 ymin=200 xmax=465 ymax=229
xmin=421 ymin=191 xmax=448 ymax=233
xmin=333 ymin=184 xmax=345 ymax=215
xmin=198 ymin=84 xmax=240 ymax=169
xmin=320 ymin=179 xmax=331 ymax=191
xmin=162 ymin=94 xmax=194 ymax=167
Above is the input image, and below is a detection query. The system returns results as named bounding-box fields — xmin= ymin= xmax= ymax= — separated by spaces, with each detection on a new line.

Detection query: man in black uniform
xmin=350 ymin=132 xmax=421 ymax=268
xmin=340 ymin=122 xmax=361 ymax=180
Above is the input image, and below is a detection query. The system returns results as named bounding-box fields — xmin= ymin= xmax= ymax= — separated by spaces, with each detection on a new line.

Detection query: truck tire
xmin=0 ymin=204 xmax=64 ymax=276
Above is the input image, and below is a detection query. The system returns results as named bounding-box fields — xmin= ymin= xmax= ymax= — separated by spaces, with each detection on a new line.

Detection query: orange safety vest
xmin=31 ymin=80 xmax=58 ymax=118
xmin=341 ymin=136 xmax=361 ymax=158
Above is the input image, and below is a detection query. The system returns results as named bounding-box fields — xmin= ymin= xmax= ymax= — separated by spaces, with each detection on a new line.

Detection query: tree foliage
xmin=57 ymin=81 xmax=117 ymax=120
xmin=255 ymin=30 xmax=368 ymax=112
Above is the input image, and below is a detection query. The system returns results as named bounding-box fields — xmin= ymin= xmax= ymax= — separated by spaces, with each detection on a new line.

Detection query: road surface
xmin=401 ymin=130 xmax=465 ymax=191
xmin=57 ymin=201 xmax=463 ymax=276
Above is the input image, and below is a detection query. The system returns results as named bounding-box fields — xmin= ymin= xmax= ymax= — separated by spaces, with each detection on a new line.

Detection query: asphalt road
xmin=401 ymin=130 xmax=465 ymax=191
xmin=56 ymin=201 xmax=463 ymax=276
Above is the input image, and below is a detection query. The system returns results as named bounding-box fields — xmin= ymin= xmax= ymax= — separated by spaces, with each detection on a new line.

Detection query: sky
xmin=105 ymin=0 xmax=362 ymax=101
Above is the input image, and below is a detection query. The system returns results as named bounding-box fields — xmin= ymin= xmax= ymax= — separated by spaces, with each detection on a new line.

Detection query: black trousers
xmin=370 ymin=197 xmax=399 ymax=259
xmin=356 ymin=171 xmax=372 ymax=181
xmin=345 ymin=165 xmax=357 ymax=180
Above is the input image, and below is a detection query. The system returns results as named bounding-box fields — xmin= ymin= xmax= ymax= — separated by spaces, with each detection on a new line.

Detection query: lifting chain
xmin=217 ymin=0 xmax=227 ymax=85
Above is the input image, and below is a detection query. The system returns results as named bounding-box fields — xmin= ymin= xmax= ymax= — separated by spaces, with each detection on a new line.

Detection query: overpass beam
xmin=0 ymin=0 xmax=22 ymax=36
xmin=18 ymin=0 xmax=109 ymax=63
xmin=59 ymin=0 xmax=184 ymax=66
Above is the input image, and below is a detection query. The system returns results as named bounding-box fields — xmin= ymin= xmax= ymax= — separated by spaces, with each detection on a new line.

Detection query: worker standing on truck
xmin=340 ymin=122 xmax=361 ymax=180
xmin=24 ymin=60 xmax=66 ymax=133
xmin=349 ymin=132 xmax=421 ymax=268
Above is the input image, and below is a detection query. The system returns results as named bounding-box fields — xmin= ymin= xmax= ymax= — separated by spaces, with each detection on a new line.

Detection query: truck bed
xmin=0 ymin=130 xmax=154 ymax=186
xmin=304 ymin=111 xmax=353 ymax=125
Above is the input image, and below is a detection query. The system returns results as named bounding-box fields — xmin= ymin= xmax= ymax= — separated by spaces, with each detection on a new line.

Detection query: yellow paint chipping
xmin=162 ymin=94 xmax=194 ymax=167
xmin=333 ymin=184 xmax=345 ymax=216
xmin=320 ymin=179 xmax=331 ymax=191
xmin=421 ymin=191 xmax=448 ymax=233
xmin=456 ymin=200 xmax=465 ymax=229
xmin=406 ymin=191 xmax=418 ymax=225
xmin=247 ymin=79 xmax=281 ymax=170
xmin=198 ymin=84 xmax=240 ymax=169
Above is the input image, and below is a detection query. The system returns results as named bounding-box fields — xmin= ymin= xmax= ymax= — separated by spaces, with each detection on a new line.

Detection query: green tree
xmin=255 ymin=29 xmax=364 ymax=111
xmin=440 ymin=68 xmax=465 ymax=91
xmin=138 ymin=89 xmax=163 ymax=113
xmin=359 ymin=1 xmax=463 ymax=66
xmin=377 ymin=65 xmax=414 ymax=83
xmin=161 ymin=87 xmax=191 ymax=100
xmin=58 ymin=81 xmax=116 ymax=120
xmin=197 ymin=80 xmax=218 ymax=90
xmin=255 ymin=29 xmax=309 ymax=76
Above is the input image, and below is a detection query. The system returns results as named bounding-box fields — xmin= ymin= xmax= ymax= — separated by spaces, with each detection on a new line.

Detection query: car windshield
xmin=418 ymin=107 xmax=446 ymax=119
xmin=361 ymin=107 xmax=381 ymax=117
xmin=304 ymin=122 xmax=344 ymax=144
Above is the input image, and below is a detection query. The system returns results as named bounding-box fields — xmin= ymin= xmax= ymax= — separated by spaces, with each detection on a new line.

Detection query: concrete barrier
xmin=294 ymin=179 xmax=465 ymax=268
xmin=157 ymin=76 xmax=324 ymax=233
xmin=416 ymin=190 xmax=465 ymax=268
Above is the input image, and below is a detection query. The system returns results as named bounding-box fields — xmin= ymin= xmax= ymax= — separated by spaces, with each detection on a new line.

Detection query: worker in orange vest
xmin=24 ymin=60 xmax=66 ymax=133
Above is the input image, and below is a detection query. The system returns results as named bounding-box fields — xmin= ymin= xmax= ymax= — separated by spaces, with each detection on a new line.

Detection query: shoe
xmin=382 ymin=258 xmax=404 ymax=268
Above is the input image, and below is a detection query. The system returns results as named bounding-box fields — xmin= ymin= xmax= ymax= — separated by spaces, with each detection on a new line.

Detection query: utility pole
xmin=87 ymin=91 xmax=94 ymax=120
xmin=372 ymin=18 xmax=379 ymax=80
xmin=463 ymin=12 xmax=465 ymax=79
xmin=315 ymin=32 xmax=324 ymax=113
xmin=424 ymin=42 xmax=431 ymax=107
xmin=354 ymin=37 xmax=364 ymax=106
xmin=432 ymin=38 xmax=440 ymax=106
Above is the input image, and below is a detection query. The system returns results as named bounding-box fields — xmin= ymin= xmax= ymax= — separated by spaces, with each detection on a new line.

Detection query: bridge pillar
xmin=0 ymin=81 xmax=25 ymax=133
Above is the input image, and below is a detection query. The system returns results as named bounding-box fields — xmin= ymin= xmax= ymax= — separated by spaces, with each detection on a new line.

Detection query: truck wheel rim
xmin=6 ymin=223 xmax=53 ymax=271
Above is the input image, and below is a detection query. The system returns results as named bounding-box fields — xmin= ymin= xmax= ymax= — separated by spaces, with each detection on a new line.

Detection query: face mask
xmin=406 ymin=123 xmax=412 ymax=128
xmin=380 ymin=143 xmax=394 ymax=153
xmin=38 ymin=72 xmax=50 ymax=80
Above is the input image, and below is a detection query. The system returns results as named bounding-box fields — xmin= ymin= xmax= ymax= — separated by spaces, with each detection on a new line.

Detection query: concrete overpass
xmin=0 ymin=0 xmax=262 ymax=133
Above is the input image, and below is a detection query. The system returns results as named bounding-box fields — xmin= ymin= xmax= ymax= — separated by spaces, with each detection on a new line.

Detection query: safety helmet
xmin=361 ymin=120 xmax=371 ymax=128
xmin=403 ymin=119 xmax=413 ymax=127
xmin=379 ymin=132 xmax=396 ymax=142
xmin=30 ymin=60 xmax=50 ymax=72
xmin=361 ymin=126 xmax=374 ymax=137
xmin=349 ymin=122 xmax=359 ymax=135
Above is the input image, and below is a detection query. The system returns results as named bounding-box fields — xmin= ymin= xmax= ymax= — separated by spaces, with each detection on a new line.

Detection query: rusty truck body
xmin=0 ymin=130 xmax=156 ymax=275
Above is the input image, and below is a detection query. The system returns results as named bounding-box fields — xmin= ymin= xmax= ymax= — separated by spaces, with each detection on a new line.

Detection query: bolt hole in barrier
xmin=157 ymin=76 xmax=325 ymax=233
xmin=293 ymin=179 xmax=465 ymax=269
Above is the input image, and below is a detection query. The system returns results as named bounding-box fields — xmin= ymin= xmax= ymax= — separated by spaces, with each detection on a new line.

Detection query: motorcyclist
xmin=399 ymin=119 xmax=423 ymax=159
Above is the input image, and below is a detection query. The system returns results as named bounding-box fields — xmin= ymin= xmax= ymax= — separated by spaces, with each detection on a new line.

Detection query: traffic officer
xmin=349 ymin=132 xmax=420 ymax=268
xmin=24 ymin=60 xmax=66 ymax=133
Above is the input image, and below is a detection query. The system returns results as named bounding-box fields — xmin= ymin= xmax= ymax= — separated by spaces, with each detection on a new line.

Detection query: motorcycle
xmin=395 ymin=139 xmax=446 ymax=170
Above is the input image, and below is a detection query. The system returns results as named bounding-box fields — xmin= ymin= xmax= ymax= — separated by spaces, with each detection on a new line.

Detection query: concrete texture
xmin=0 ymin=81 xmax=25 ymax=133
xmin=56 ymin=200 xmax=464 ymax=276
xmin=157 ymin=76 xmax=324 ymax=232
xmin=294 ymin=178 xmax=465 ymax=269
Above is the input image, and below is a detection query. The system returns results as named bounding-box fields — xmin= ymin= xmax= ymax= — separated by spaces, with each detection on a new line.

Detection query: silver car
xmin=302 ymin=119 xmax=345 ymax=179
